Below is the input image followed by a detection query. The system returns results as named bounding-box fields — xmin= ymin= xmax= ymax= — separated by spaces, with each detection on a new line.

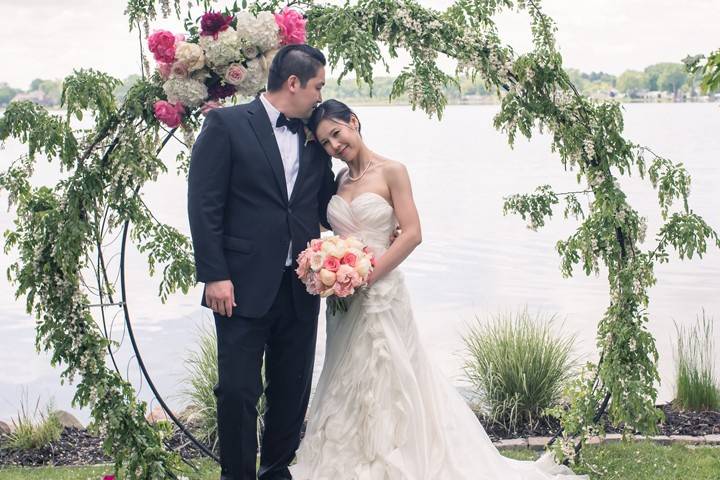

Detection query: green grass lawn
xmin=0 ymin=442 xmax=718 ymax=479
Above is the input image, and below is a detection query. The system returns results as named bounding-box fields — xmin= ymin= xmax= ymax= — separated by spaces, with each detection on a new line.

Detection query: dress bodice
xmin=327 ymin=192 xmax=397 ymax=256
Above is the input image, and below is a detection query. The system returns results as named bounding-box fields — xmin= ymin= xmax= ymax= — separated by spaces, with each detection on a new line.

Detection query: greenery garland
xmin=0 ymin=0 xmax=717 ymax=476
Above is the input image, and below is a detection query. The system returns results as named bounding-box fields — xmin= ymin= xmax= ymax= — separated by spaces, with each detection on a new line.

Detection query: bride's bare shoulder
xmin=377 ymin=157 xmax=409 ymax=180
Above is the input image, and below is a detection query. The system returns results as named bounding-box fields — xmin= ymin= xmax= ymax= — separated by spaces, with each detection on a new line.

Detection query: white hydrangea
xmin=235 ymin=58 xmax=266 ymax=97
xmin=236 ymin=11 xmax=280 ymax=56
xmin=199 ymin=28 xmax=243 ymax=68
xmin=163 ymin=77 xmax=208 ymax=107
xmin=175 ymin=41 xmax=205 ymax=72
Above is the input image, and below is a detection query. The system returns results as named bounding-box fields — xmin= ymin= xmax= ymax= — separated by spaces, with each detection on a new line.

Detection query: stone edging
xmin=493 ymin=434 xmax=720 ymax=450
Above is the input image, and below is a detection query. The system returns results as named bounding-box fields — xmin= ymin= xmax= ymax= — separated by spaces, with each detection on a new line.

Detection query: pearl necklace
xmin=347 ymin=159 xmax=373 ymax=182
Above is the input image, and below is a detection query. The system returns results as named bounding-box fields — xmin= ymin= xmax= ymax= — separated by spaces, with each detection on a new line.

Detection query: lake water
xmin=1 ymin=103 xmax=719 ymax=423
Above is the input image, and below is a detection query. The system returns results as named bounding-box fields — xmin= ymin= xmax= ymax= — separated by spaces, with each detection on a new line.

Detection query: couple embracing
xmin=188 ymin=44 xmax=585 ymax=480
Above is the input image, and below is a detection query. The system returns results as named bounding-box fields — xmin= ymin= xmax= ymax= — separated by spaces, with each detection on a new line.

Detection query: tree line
xmin=1 ymin=62 xmax=715 ymax=108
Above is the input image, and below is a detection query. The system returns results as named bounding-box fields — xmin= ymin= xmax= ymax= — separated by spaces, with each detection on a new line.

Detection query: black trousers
xmin=214 ymin=268 xmax=318 ymax=480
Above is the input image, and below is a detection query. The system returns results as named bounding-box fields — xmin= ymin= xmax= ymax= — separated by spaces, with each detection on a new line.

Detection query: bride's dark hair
xmin=308 ymin=99 xmax=362 ymax=135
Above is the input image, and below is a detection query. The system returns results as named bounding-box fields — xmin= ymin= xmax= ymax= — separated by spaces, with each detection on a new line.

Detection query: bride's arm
xmin=367 ymin=162 xmax=421 ymax=286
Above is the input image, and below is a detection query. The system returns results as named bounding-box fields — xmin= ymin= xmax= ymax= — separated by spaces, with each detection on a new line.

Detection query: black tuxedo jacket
xmin=187 ymin=98 xmax=336 ymax=318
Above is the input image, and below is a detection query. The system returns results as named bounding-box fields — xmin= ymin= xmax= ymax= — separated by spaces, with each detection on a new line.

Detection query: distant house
xmin=11 ymin=90 xmax=53 ymax=106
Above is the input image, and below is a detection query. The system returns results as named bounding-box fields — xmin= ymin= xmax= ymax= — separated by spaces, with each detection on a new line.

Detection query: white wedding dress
xmin=290 ymin=192 xmax=586 ymax=480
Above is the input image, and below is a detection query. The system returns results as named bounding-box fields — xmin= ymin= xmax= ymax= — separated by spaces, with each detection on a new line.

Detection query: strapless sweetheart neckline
xmin=330 ymin=192 xmax=392 ymax=209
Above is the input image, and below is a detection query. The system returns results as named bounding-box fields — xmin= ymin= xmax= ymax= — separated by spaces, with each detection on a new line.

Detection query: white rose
xmin=309 ymin=252 xmax=324 ymax=271
xmin=175 ymin=41 xmax=205 ymax=72
xmin=355 ymin=258 xmax=372 ymax=277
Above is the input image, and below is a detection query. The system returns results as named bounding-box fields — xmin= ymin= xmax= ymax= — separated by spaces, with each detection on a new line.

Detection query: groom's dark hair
xmin=266 ymin=44 xmax=326 ymax=92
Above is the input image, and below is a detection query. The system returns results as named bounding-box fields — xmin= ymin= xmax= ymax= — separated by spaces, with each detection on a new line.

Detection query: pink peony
xmin=295 ymin=251 xmax=311 ymax=278
xmin=310 ymin=239 xmax=323 ymax=252
xmin=148 ymin=30 xmax=177 ymax=63
xmin=154 ymin=100 xmax=185 ymax=128
xmin=341 ymin=252 xmax=357 ymax=267
xmin=201 ymin=11 xmax=234 ymax=38
xmin=323 ymin=256 xmax=340 ymax=273
xmin=274 ymin=8 xmax=306 ymax=45
xmin=333 ymin=280 xmax=353 ymax=297
xmin=157 ymin=62 xmax=172 ymax=80
xmin=335 ymin=264 xmax=361 ymax=294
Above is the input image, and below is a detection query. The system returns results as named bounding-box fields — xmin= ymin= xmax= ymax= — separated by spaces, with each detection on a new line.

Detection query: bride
xmin=290 ymin=100 xmax=586 ymax=480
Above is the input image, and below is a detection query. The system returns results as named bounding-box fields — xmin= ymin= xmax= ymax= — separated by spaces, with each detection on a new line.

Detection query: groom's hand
xmin=205 ymin=280 xmax=236 ymax=317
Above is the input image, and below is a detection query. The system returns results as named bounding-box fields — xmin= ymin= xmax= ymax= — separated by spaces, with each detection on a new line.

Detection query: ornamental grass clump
xmin=674 ymin=310 xmax=720 ymax=411
xmin=180 ymin=324 xmax=266 ymax=450
xmin=6 ymin=397 xmax=63 ymax=451
xmin=463 ymin=308 xmax=576 ymax=432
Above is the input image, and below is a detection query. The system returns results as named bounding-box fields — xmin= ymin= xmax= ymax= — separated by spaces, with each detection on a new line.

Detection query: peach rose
xmin=319 ymin=268 xmax=337 ymax=287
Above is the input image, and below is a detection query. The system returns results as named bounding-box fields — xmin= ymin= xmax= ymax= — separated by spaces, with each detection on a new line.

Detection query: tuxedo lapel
xmin=289 ymin=131 xmax=312 ymax=205
xmin=247 ymin=98 xmax=289 ymax=204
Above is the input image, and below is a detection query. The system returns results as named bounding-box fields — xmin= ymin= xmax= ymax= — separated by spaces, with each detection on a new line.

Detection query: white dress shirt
xmin=259 ymin=93 xmax=300 ymax=266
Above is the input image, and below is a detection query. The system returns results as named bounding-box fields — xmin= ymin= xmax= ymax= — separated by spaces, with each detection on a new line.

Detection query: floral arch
xmin=0 ymin=0 xmax=717 ymax=477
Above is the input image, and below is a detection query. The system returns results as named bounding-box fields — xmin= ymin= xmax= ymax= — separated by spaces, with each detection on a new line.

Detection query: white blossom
xmin=163 ymin=78 xmax=208 ymax=107
xmin=200 ymin=28 xmax=243 ymax=68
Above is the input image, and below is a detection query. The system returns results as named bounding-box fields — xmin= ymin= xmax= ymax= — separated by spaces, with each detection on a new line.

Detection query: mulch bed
xmin=1 ymin=403 xmax=718 ymax=467
xmin=479 ymin=402 xmax=720 ymax=442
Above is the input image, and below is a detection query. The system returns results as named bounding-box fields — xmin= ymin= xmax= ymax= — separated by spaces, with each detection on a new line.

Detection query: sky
xmin=1 ymin=0 xmax=718 ymax=89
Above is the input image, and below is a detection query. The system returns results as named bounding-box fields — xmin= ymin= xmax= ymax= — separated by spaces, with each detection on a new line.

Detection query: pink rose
xmin=201 ymin=11 xmax=234 ymax=38
xmin=153 ymin=100 xmax=185 ymax=128
xmin=201 ymin=101 xmax=221 ymax=116
xmin=340 ymin=252 xmax=357 ymax=267
xmin=148 ymin=30 xmax=177 ymax=64
xmin=274 ymin=8 xmax=306 ymax=45
xmin=224 ymin=64 xmax=247 ymax=86
xmin=323 ymin=256 xmax=340 ymax=273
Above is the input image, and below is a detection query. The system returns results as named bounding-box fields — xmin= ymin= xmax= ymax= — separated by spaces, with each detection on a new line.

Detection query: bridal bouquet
xmin=296 ymin=236 xmax=376 ymax=314
xmin=147 ymin=8 xmax=306 ymax=128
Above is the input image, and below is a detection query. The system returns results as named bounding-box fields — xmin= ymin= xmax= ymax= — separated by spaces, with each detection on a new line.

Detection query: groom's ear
xmin=287 ymin=75 xmax=301 ymax=93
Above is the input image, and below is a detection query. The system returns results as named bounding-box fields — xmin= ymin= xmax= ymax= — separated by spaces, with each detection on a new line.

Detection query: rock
xmin=54 ymin=410 xmax=84 ymax=429
xmin=494 ymin=438 xmax=528 ymax=449
xmin=648 ymin=435 xmax=672 ymax=445
xmin=0 ymin=420 xmax=11 ymax=435
xmin=146 ymin=405 xmax=171 ymax=424
xmin=585 ymin=435 xmax=603 ymax=445
xmin=527 ymin=437 xmax=553 ymax=450
xmin=669 ymin=435 xmax=705 ymax=444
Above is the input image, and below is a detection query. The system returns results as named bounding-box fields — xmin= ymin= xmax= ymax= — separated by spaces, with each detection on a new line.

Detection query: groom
xmin=187 ymin=44 xmax=336 ymax=480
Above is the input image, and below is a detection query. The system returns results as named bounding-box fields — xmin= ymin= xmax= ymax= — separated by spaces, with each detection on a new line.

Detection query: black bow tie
xmin=275 ymin=113 xmax=304 ymax=134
